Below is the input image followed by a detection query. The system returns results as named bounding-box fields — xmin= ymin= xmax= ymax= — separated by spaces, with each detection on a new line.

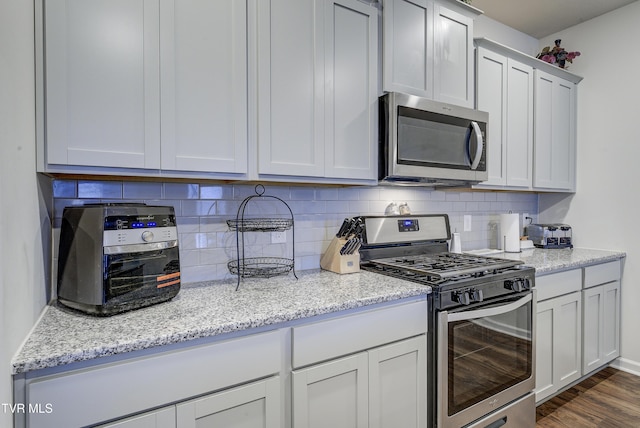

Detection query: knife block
xmin=320 ymin=237 xmax=361 ymax=274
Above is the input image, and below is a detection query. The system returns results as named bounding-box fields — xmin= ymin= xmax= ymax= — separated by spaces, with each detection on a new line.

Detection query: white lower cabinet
xmin=582 ymin=261 xmax=621 ymax=375
xmin=291 ymin=300 xmax=428 ymax=427
xmin=535 ymin=290 xmax=582 ymax=403
xmin=176 ymin=377 xmax=281 ymax=428
xmin=22 ymin=330 xmax=283 ymax=428
xmin=17 ymin=300 xmax=428 ymax=428
xmin=368 ymin=336 xmax=427 ymax=428
xmin=97 ymin=407 xmax=176 ymax=428
xmin=98 ymin=377 xmax=281 ymax=428
xmin=292 ymin=335 xmax=427 ymax=428
xmin=293 ymin=352 xmax=370 ymax=428
xmin=534 ymin=259 xmax=623 ymax=404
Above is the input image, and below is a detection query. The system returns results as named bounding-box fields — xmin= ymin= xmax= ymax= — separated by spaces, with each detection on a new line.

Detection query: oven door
xmin=437 ymin=291 xmax=536 ymax=428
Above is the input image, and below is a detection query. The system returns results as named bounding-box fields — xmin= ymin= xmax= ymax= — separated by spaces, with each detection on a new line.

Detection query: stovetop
xmin=361 ymin=252 xmax=525 ymax=287
xmin=367 ymin=253 xmax=522 ymax=278
xmin=356 ymin=214 xmax=534 ymax=302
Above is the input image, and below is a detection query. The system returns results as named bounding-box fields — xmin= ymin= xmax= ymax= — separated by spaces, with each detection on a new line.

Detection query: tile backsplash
xmin=52 ymin=180 xmax=538 ymax=284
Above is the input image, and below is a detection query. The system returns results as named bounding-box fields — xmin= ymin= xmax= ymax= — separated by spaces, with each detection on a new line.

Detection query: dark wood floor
xmin=536 ymin=367 xmax=640 ymax=427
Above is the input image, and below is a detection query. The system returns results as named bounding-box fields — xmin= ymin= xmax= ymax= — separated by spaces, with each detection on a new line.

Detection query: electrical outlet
xmin=463 ymin=215 xmax=472 ymax=232
xmin=271 ymin=231 xmax=286 ymax=244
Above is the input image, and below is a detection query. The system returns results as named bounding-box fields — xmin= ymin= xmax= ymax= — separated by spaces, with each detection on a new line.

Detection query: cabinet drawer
xmin=26 ymin=330 xmax=282 ymax=428
xmin=536 ymin=269 xmax=582 ymax=301
xmin=584 ymin=260 xmax=621 ymax=288
xmin=292 ymin=300 xmax=427 ymax=368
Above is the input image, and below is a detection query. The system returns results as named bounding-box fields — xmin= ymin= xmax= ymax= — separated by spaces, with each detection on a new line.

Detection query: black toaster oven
xmin=57 ymin=203 xmax=181 ymax=315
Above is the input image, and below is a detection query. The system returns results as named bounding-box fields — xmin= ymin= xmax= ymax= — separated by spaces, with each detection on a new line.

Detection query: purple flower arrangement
xmin=537 ymin=39 xmax=581 ymax=69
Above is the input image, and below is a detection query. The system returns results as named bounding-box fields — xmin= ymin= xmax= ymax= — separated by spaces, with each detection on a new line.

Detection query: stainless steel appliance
xmin=528 ymin=223 xmax=573 ymax=248
xmin=379 ymin=92 xmax=489 ymax=186
xmin=57 ymin=203 xmax=181 ymax=316
xmin=359 ymin=214 xmax=536 ymax=428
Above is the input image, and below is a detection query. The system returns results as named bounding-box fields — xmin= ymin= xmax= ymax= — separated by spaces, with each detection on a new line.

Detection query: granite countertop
xmin=12 ymin=269 xmax=430 ymax=375
xmin=12 ymin=247 xmax=626 ymax=376
xmin=481 ymin=247 xmax=626 ymax=274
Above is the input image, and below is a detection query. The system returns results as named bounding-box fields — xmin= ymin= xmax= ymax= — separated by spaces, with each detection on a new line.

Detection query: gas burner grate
xmin=366 ymin=253 xmax=523 ymax=279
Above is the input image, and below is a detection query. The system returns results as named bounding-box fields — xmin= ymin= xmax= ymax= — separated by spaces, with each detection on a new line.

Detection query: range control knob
xmin=141 ymin=230 xmax=154 ymax=242
xmin=470 ymin=288 xmax=484 ymax=302
xmin=504 ymin=278 xmax=531 ymax=292
xmin=452 ymin=291 xmax=471 ymax=305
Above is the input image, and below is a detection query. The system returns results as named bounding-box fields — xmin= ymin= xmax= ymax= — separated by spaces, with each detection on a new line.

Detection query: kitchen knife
xmin=336 ymin=218 xmax=351 ymax=238
xmin=339 ymin=239 xmax=352 ymax=255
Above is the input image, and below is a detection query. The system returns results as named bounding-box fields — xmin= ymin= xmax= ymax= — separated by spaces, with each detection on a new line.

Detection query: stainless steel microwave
xmin=379 ymin=92 xmax=489 ymax=186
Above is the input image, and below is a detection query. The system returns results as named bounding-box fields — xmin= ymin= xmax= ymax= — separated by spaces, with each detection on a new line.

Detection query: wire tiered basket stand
xmin=227 ymin=184 xmax=297 ymax=290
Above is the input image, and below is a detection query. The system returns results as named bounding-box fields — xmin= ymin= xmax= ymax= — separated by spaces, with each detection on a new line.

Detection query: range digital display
xmin=398 ymin=219 xmax=419 ymax=232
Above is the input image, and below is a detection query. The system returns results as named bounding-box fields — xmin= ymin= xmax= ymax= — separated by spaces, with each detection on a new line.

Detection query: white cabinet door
xmin=476 ymin=47 xmax=507 ymax=186
xmin=44 ymin=0 xmax=161 ymax=169
xmin=257 ymin=0 xmax=377 ymax=180
xmin=160 ymin=0 xmax=247 ymax=174
xmin=98 ymin=407 xmax=175 ymax=428
xmin=505 ymin=58 xmax=534 ymax=187
xmin=292 ymin=353 xmax=369 ymax=428
xmin=475 ymin=48 xmax=533 ymax=189
xmin=535 ymin=297 xmax=555 ymax=402
xmin=382 ymin=0 xmax=434 ymax=98
xmin=602 ymin=281 xmax=621 ymax=362
xmin=257 ymin=0 xmax=325 ymax=177
xmin=533 ymin=70 xmax=576 ymax=190
xmin=535 ymin=291 xmax=582 ymax=403
xmin=583 ymin=281 xmax=621 ymax=375
xmin=368 ymin=336 xmax=427 ymax=428
xmin=176 ymin=377 xmax=281 ymax=428
xmin=433 ymin=3 xmax=474 ymax=107
xmin=324 ymin=0 xmax=378 ymax=180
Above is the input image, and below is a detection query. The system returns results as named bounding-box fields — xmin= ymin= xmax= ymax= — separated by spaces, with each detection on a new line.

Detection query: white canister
xmin=500 ymin=213 xmax=520 ymax=253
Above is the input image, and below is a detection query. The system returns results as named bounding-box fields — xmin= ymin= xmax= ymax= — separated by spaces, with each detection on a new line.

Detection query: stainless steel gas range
xmin=358 ymin=214 xmax=536 ymax=428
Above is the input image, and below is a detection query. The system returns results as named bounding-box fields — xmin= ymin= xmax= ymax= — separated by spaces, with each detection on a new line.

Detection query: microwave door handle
xmin=468 ymin=121 xmax=484 ymax=170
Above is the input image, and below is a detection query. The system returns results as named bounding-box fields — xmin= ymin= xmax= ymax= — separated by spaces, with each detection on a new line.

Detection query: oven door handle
xmin=447 ymin=293 xmax=532 ymax=322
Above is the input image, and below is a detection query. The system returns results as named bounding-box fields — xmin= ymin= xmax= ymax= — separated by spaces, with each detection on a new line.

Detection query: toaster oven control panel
xmin=104 ymin=214 xmax=177 ymax=230
xmin=103 ymin=227 xmax=178 ymax=247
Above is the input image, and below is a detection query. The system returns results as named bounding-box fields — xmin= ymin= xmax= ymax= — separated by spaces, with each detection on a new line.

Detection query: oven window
xmin=447 ymin=299 xmax=532 ymax=416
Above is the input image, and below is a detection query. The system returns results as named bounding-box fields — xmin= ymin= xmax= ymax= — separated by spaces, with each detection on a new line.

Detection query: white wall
xmin=474 ymin=15 xmax=539 ymax=56
xmin=0 ymin=0 xmax=48 ymax=425
xmin=538 ymin=1 xmax=640 ymax=375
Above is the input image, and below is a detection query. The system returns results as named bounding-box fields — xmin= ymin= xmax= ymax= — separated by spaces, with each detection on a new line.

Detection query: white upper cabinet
xmin=534 ymin=69 xmax=577 ymax=191
xmin=476 ymin=46 xmax=507 ymax=187
xmin=256 ymin=0 xmax=325 ymax=177
xmin=383 ymin=0 xmax=434 ymax=98
xmin=41 ymin=0 xmax=376 ymax=183
xmin=475 ymin=42 xmax=533 ymax=189
xmin=433 ymin=3 xmax=475 ymax=107
xmin=42 ymin=0 xmax=247 ymax=176
xmin=44 ymin=0 xmax=161 ymax=169
xmin=257 ymin=0 xmax=378 ymax=181
xmin=383 ymin=0 xmax=480 ymax=108
xmin=324 ymin=0 xmax=378 ymax=180
xmin=159 ymin=0 xmax=248 ymax=174
xmin=506 ymin=58 xmax=534 ymax=187
xmin=474 ymin=38 xmax=581 ymax=192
